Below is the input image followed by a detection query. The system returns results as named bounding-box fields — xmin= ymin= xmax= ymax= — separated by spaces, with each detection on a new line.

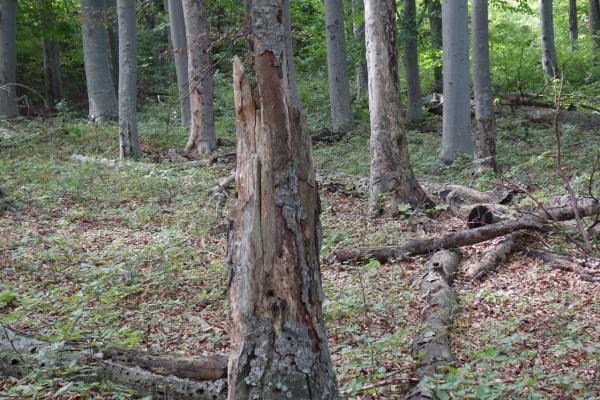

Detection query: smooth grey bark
xmin=0 ymin=0 xmax=18 ymax=118
xmin=365 ymin=0 xmax=432 ymax=216
xmin=590 ymin=0 xmax=600 ymax=54
xmin=325 ymin=0 xmax=354 ymax=131
xmin=227 ymin=0 xmax=338 ymax=397
xmin=117 ymin=0 xmax=142 ymax=159
xmin=106 ymin=0 xmax=119 ymax=95
xmin=42 ymin=38 xmax=63 ymax=107
xmin=81 ymin=0 xmax=117 ymax=121
xmin=472 ymin=0 xmax=497 ymax=173
xmin=539 ymin=0 xmax=559 ymax=77
xmin=439 ymin=0 xmax=472 ymax=164
xmin=182 ymin=0 xmax=216 ymax=156
xmin=352 ymin=0 xmax=368 ymax=96
xmin=569 ymin=0 xmax=578 ymax=48
xmin=403 ymin=0 xmax=423 ymax=124
xmin=167 ymin=0 xmax=191 ymax=126
xmin=427 ymin=0 xmax=443 ymax=93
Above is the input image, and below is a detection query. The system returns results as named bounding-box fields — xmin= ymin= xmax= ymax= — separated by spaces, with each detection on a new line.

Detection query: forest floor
xmin=0 ymin=99 xmax=599 ymax=399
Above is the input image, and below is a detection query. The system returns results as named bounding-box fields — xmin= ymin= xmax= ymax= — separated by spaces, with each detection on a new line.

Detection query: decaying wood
xmin=207 ymin=170 xmax=235 ymax=198
xmin=0 ymin=327 xmax=227 ymax=400
xmin=464 ymin=232 xmax=524 ymax=280
xmin=526 ymin=250 xmax=600 ymax=282
xmin=332 ymin=198 xmax=600 ymax=263
xmin=503 ymin=106 xmax=600 ymax=128
xmin=406 ymin=250 xmax=461 ymax=400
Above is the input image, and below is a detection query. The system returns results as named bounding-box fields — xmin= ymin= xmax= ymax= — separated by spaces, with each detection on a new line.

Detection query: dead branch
xmin=526 ymin=250 xmax=600 ymax=283
xmin=464 ymin=232 xmax=524 ymax=280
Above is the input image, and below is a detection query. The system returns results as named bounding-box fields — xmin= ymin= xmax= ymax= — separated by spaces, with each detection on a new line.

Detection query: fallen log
xmin=526 ymin=250 xmax=600 ymax=283
xmin=0 ymin=327 xmax=227 ymax=400
xmin=464 ymin=232 xmax=524 ymax=280
xmin=498 ymin=105 xmax=600 ymax=128
xmin=331 ymin=198 xmax=600 ymax=263
xmin=422 ymin=183 xmax=514 ymax=206
xmin=207 ymin=171 xmax=235 ymax=205
xmin=406 ymin=250 xmax=462 ymax=400
xmin=310 ymin=128 xmax=347 ymax=144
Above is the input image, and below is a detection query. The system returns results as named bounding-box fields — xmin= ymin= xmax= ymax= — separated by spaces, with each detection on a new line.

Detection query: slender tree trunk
xmin=569 ymin=0 xmax=578 ymax=48
xmin=352 ymin=0 xmax=368 ymax=96
xmin=226 ymin=2 xmax=338 ymax=398
xmin=167 ymin=0 xmax=192 ymax=126
xmin=325 ymin=0 xmax=354 ymax=131
xmin=472 ymin=0 xmax=497 ymax=173
xmin=42 ymin=38 xmax=63 ymax=107
xmin=81 ymin=0 xmax=117 ymax=121
xmin=106 ymin=0 xmax=119 ymax=95
xmin=539 ymin=0 xmax=559 ymax=78
xmin=0 ymin=0 xmax=18 ymax=118
xmin=403 ymin=0 xmax=423 ymax=124
xmin=117 ymin=0 xmax=142 ymax=159
xmin=439 ymin=0 xmax=472 ymax=164
xmin=427 ymin=0 xmax=443 ymax=93
xmin=365 ymin=0 xmax=432 ymax=217
xmin=590 ymin=0 xmax=600 ymax=55
xmin=182 ymin=0 xmax=216 ymax=156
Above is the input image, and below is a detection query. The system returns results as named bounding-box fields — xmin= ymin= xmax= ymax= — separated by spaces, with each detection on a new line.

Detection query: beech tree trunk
xmin=106 ymin=0 xmax=119 ymax=95
xmin=472 ymin=0 xmax=497 ymax=173
xmin=182 ymin=0 xmax=216 ymax=156
xmin=352 ymin=0 xmax=368 ymax=96
xmin=364 ymin=0 xmax=432 ymax=217
xmin=0 ymin=0 xmax=17 ymax=118
xmin=590 ymin=0 xmax=600 ymax=54
xmin=42 ymin=38 xmax=63 ymax=107
xmin=427 ymin=0 xmax=443 ymax=93
xmin=539 ymin=0 xmax=559 ymax=77
xmin=569 ymin=0 xmax=578 ymax=48
xmin=403 ymin=0 xmax=423 ymax=124
xmin=81 ymin=0 xmax=118 ymax=121
xmin=226 ymin=1 xmax=338 ymax=397
xmin=440 ymin=0 xmax=472 ymax=164
xmin=167 ymin=0 xmax=192 ymax=126
xmin=325 ymin=0 xmax=354 ymax=131
xmin=117 ymin=0 xmax=142 ymax=159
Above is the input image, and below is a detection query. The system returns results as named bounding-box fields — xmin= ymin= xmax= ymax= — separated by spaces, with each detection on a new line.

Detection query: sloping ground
xmin=1 ymin=112 xmax=599 ymax=398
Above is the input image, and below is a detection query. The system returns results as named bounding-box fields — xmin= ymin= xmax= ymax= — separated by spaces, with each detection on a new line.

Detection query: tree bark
xmin=403 ymin=0 xmax=423 ymax=124
xmin=117 ymin=0 xmax=142 ymax=159
xmin=352 ymin=0 xmax=368 ymax=96
xmin=569 ymin=0 xmax=578 ymax=48
xmin=226 ymin=7 xmax=338 ymax=396
xmin=182 ymin=0 xmax=216 ymax=156
xmin=406 ymin=250 xmax=461 ymax=400
xmin=325 ymin=0 xmax=354 ymax=131
xmin=167 ymin=0 xmax=192 ymax=126
xmin=539 ymin=0 xmax=559 ymax=78
xmin=42 ymin=38 xmax=63 ymax=107
xmin=439 ymin=0 xmax=472 ymax=164
xmin=427 ymin=0 xmax=443 ymax=93
xmin=106 ymin=0 xmax=119 ymax=95
xmin=472 ymin=0 xmax=497 ymax=173
xmin=590 ymin=0 xmax=600 ymax=55
xmin=0 ymin=0 xmax=18 ymax=118
xmin=81 ymin=0 xmax=118 ymax=121
xmin=332 ymin=198 xmax=600 ymax=263
xmin=365 ymin=0 xmax=432 ymax=217
xmin=464 ymin=232 xmax=523 ymax=280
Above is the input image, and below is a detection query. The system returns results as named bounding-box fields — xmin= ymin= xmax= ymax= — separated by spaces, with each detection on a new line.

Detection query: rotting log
xmin=311 ymin=127 xmax=347 ymax=144
xmin=406 ymin=250 xmax=462 ymax=400
xmin=207 ymin=170 xmax=235 ymax=201
xmin=464 ymin=232 xmax=524 ymax=280
xmin=526 ymin=249 xmax=600 ymax=283
xmin=331 ymin=198 xmax=600 ymax=263
xmin=0 ymin=327 xmax=227 ymax=400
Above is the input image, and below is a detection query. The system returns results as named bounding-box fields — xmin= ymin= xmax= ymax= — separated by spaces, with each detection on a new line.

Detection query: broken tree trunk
xmin=464 ymin=232 xmax=524 ymax=280
xmin=331 ymin=198 xmax=600 ymax=263
xmin=406 ymin=250 xmax=461 ymax=400
xmin=0 ymin=327 xmax=227 ymax=400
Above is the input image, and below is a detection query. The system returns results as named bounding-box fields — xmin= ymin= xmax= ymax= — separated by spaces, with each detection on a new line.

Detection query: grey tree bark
xmin=590 ymin=0 xmax=600 ymax=54
xmin=182 ymin=0 xmax=216 ymax=156
xmin=42 ymin=38 xmax=63 ymax=107
xmin=472 ymin=0 xmax=497 ymax=173
xmin=226 ymin=1 xmax=338 ymax=397
xmin=117 ymin=0 xmax=142 ymax=159
xmin=81 ymin=0 xmax=117 ymax=121
xmin=365 ymin=0 xmax=432 ymax=217
xmin=568 ymin=0 xmax=578 ymax=48
xmin=0 ymin=0 xmax=18 ymax=118
xmin=106 ymin=0 xmax=119 ymax=95
xmin=325 ymin=0 xmax=354 ymax=131
xmin=427 ymin=0 xmax=443 ymax=93
xmin=167 ymin=0 xmax=191 ymax=126
xmin=439 ymin=0 xmax=472 ymax=164
xmin=403 ymin=0 xmax=423 ymax=124
xmin=352 ymin=0 xmax=368 ymax=96
xmin=539 ymin=0 xmax=559 ymax=77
